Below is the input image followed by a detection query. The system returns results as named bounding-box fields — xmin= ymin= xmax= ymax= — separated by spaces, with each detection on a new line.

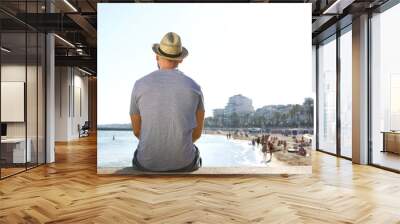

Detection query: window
xmin=318 ymin=36 xmax=337 ymax=154
xmin=340 ymin=28 xmax=352 ymax=158
xmin=370 ymin=3 xmax=400 ymax=171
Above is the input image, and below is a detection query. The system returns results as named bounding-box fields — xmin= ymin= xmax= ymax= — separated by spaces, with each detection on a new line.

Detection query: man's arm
xmin=192 ymin=110 xmax=205 ymax=143
xmin=130 ymin=114 xmax=141 ymax=139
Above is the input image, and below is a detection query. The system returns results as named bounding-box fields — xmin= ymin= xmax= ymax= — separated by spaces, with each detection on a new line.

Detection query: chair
xmin=79 ymin=121 xmax=90 ymax=138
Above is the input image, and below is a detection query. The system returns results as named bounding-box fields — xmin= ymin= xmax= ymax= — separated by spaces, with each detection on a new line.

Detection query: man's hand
xmin=192 ymin=110 xmax=205 ymax=143
xmin=130 ymin=114 xmax=141 ymax=139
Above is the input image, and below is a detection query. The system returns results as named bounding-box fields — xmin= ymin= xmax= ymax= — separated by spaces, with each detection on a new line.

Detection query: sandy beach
xmin=203 ymin=129 xmax=312 ymax=166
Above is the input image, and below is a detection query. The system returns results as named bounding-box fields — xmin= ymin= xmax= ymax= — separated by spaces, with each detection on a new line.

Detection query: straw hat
xmin=152 ymin=32 xmax=188 ymax=61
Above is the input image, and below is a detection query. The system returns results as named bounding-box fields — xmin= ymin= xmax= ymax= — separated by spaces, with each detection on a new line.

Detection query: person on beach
xmin=129 ymin=32 xmax=204 ymax=172
xmin=262 ymin=141 xmax=272 ymax=163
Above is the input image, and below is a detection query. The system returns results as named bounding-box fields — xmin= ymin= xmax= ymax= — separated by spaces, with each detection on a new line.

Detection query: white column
xmin=352 ymin=14 xmax=369 ymax=164
xmin=45 ymin=1 xmax=56 ymax=163
xmin=46 ymin=33 xmax=55 ymax=163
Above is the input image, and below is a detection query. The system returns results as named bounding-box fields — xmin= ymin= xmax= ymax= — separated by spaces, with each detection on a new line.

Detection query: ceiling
xmin=0 ymin=0 xmax=392 ymax=75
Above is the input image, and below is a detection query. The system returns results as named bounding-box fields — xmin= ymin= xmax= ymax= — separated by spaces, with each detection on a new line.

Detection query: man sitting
xmin=129 ymin=32 xmax=204 ymax=172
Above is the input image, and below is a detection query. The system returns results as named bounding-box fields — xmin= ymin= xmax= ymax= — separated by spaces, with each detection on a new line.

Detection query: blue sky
xmin=98 ymin=3 xmax=312 ymax=124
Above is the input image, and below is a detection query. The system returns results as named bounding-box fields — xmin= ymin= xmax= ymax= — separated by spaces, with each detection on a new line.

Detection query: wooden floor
xmin=1 ymin=135 xmax=400 ymax=223
xmin=0 ymin=167 xmax=26 ymax=178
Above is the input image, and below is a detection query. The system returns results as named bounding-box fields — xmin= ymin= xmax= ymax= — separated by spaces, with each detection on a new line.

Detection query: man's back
xmin=130 ymin=69 xmax=204 ymax=171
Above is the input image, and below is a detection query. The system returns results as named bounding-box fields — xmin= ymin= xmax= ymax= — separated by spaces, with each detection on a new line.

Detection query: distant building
xmin=224 ymin=94 xmax=254 ymax=115
xmin=213 ymin=109 xmax=225 ymax=117
xmin=205 ymin=94 xmax=313 ymax=129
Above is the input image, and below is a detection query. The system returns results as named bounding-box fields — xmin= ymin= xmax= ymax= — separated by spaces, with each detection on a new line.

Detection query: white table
xmin=1 ymin=138 xmax=31 ymax=163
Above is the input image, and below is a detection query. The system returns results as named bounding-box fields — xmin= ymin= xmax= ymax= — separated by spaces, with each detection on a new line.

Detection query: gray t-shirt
xmin=129 ymin=69 xmax=204 ymax=171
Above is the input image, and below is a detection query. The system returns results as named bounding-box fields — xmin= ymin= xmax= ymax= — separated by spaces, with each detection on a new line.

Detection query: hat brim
xmin=152 ymin=44 xmax=188 ymax=61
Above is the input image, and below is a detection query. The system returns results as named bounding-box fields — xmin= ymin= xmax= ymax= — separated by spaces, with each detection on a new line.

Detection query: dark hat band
xmin=158 ymin=47 xmax=182 ymax=58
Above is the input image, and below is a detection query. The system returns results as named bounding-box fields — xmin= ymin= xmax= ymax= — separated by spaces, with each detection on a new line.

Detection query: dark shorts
xmin=132 ymin=145 xmax=202 ymax=172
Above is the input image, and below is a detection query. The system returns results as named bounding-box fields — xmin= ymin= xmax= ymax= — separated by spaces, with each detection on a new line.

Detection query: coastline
xmin=98 ymin=129 xmax=312 ymax=167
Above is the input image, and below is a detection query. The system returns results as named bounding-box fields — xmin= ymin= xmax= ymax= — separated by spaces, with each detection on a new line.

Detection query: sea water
xmin=97 ymin=130 xmax=266 ymax=167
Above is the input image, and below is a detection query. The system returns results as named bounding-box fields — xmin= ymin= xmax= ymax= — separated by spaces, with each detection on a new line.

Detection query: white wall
xmin=55 ymin=66 xmax=69 ymax=141
xmin=72 ymin=73 xmax=89 ymax=138
xmin=55 ymin=67 xmax=89 ymax=141
xmin=1 ymin=65 xmax=39 ymax=138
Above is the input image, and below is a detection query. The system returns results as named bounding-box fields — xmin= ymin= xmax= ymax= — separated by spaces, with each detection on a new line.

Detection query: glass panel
xmin=371 ymin=4 xmax=400 ymax=171
xmin=318 ymin=37 xmax=337 ymax=154
xmin=27 ymin=31 xmax=38 ymax=169
xmin=0 ymin=1 xmax=46 ymax=178
xmin=312 ymin=46 xmax=317 ymax=150
xmin=340 ymin=29 xmax=352 ymax=158
xmin=1 ymin=31 xmax=27 ymax=177
xmin=38 ymin=32 xmax=45 ymax=165
xmin=26 ymin=0 xmax=39 ymax=169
